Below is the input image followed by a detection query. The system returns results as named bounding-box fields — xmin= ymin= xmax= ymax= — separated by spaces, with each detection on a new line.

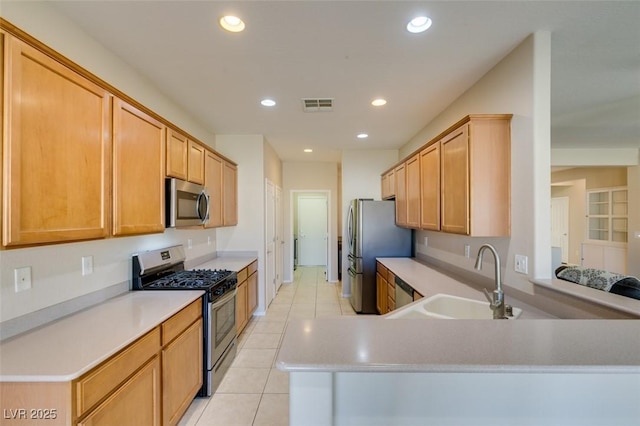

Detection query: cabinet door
xmin=162 ymin=319 xmax=203 ymax=426
xmin=223 ymin=162 xmax=238 ymax=226
xmin=420 ymin=142 xmax=441 ymax=230
xmin=78 ymin=357 xmax=161 ymax=426
xmin=394 ymin=163 xmax=407 ymax=226
xmin=381 ymin=174 xmax=389 ymax=200
xmin=187 ymin=141 xmax=205 ymax=185
xmin=247 ymin=271 xmax=258 ymax=316
xmin=204 ymin=151 xmax=223 ymax=228
xmin=236 ymin=281 xmax=248 ymax=334
xmin=3 ymin=36 xmax=111 ymax=246
xmin=113 ymin=99 xmax=166 ymax=236
xmin=440 ymin=125 xmax=469 ymax=235
xmin=405 ymin=154 xmax=420 ymax=229
xmin=166 ymin=129 xmax=188 ymax=180
xmin=376 ymin=272 xmax=388 ymax=315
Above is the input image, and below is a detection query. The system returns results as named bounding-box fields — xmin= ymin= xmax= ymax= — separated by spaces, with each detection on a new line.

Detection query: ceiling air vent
xmin=302 ymin=98 xmax=334 ymax=112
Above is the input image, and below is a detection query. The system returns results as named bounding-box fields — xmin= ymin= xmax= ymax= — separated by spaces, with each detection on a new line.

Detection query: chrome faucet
xmin=474 ymin=244 xmax=508 ymax=319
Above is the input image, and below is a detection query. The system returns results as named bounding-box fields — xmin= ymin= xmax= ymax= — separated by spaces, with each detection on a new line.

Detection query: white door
xmin=265 ymin=179 xmax=276 ymax=307
xmin=551 ymin=197 xmax=569 ymax=263
xmin=297 ymin=195 xmax=328 ymax=266
xmin=275 ymin=185 xmax=283 ymax=290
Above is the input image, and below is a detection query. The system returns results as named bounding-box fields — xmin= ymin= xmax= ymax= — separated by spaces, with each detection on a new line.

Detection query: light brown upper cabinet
xmin=405 ymin=154 xmax=421 ymax=229
xmin=440 ymin=116 xmax=511 ymax=236
xmin=166 ymin=129 xmax=188 ymax=181
xmin=383 ymin=114 xmax=511 ymax=236
xmin=166 ymin=130 xmax=205 ymax=185
xmin=187 ymin=141 xmax=205 ymax=185
xmin=204 ymin=150 xmax=224 ymax=228
xmin=419 ymin=142 xmax=441 ymax=230
xmin=223 ymin=162 xmax=238 ymax=226
xmin=394 ymin=163 xmax=407 ymax=227
xmin=113 ymin=99 xmax=166 ymax=236
xmin=381 ymin=169 xmax=395 ymax=200
xmin=2 ymin=34 xmax=112 ymax=246
xmin=440 ymin=125 xmax=470 ymax=234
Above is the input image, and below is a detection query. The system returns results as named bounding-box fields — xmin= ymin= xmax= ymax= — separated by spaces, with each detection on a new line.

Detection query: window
xmin=587 ymin=187 xmax=628 ymax=243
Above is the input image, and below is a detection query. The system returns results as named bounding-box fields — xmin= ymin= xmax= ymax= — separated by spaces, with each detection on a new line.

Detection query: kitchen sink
xmin=386 ymin=293 xmax=522 ymax=319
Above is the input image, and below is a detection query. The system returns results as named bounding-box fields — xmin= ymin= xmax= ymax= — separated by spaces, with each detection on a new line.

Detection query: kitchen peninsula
xmin=276 ymin=259 xmax=640 ymax=426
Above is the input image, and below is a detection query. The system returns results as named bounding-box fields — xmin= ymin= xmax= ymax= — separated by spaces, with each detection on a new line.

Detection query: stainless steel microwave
xmin=166 ymin=178 xmax=210 ymax=227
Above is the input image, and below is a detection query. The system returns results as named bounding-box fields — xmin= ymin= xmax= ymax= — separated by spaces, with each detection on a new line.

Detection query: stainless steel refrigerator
xmin=347 ymin=199 xmax=412 ymax=313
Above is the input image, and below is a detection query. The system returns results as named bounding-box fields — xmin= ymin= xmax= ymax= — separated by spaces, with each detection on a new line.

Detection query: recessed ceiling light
xmin=220 ymin=15 xmax=245 ymax=32
xmin=371 ymin=99 xmax=387 ymax=107
xmin=406 ymin=16 xmax=432 ymax=33
xmin=357 ymin=133 xmax=369 ymax=139
xmin=261 ymin=99 xmax=276 ymax=107
xmin=304 ymin=148 xmax=313 ymax=153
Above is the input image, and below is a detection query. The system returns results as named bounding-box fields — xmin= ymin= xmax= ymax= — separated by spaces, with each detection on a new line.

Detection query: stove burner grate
xmin=146 ymin=269 xmax=233 ymax=289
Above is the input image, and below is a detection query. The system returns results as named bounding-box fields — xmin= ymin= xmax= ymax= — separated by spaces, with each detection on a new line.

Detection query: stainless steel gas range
xmin=132 ymin=245 xmax=237 ymax=396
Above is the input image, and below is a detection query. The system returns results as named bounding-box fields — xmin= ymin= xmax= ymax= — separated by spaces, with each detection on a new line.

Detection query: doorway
xmin=296 ymin=194 xmax=328 ymax=267
xmin=551 ymin=196 xmax=569 ymax=263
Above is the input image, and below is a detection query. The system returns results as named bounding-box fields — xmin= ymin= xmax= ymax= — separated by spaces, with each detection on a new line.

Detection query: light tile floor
xmin=178 ymin=266 xmax=356 ymax=426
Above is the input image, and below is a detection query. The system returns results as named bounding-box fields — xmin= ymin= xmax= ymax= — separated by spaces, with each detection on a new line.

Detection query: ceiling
xmin=47 ymin=1 xmax=640 ymax=162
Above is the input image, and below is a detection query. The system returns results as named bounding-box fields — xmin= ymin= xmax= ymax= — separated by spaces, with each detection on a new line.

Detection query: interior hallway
xmin=178 ymin=266 xmax=356 ymax=426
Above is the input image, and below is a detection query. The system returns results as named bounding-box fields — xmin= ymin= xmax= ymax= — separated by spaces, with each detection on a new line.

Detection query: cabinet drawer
xmin=387 ymin=282 xmax=395 ymax=301
xmin=376 ymin=262 xmax=388 ymax=276
xmin=387 ymin=271 xmax=395 ymax=285
xmin=162 ymin=299 xmax=202 ymax=346
xmin=237 ymin=267 xmax=248 ymax=283
xmin=76 ymin=327 xmax=160 ymax=417
xmin=248 ymin=260 xmax=258 ymax=275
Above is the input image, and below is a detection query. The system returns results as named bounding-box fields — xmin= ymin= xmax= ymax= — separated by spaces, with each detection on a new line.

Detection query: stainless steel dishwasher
xmin=395 ymin=276 xmax=414 ymax=308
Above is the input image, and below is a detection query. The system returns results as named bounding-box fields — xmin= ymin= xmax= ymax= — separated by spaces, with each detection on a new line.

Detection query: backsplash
xmin=0 ymin=228 xmax=217 ymax=339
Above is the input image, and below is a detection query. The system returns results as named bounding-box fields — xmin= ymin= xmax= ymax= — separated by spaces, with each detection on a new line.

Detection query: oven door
xmin=208 ymin=289 xmax=237 ymax=370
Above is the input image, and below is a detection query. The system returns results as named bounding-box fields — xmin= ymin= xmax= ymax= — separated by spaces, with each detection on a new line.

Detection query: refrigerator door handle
xmin=347 ymin=204 xmax=354 ymax=252
xmin=348 ymin=267 xmax=357 ymax=278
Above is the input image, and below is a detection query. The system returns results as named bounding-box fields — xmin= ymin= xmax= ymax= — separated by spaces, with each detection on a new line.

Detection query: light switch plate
xmin=423 ymin=236 xmax=428 ymax=247
xmin=187 ymin=239 xmax=193 ymax=249
xmin=464 ymin=245 xmax=470 ymax=258
xmin=14 ymin=266 xmax=32 ymax=292
xmin=515 ymin=254 xmax=528 ymax=274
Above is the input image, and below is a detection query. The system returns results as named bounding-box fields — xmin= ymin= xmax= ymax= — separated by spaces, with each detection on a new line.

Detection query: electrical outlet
xmin=14 ymin=266 xmax=32 ymax=292
xmin=82 ymin=256 xmax=94 ymax=276
xmin=423 ymin=236 xmax=428 ymax=247
xmin=515 ymin=254 xmax=528 ymax=274
xmin=187 ymin=239 xmax=193 ymax=249
xmin=464 ymin=245 xmax=470 ymax=258
xmin=207 ymin=236 xmax=212 ymax=246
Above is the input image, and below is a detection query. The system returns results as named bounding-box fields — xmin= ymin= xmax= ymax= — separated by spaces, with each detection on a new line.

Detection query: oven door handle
xmin=212 ymin=288 xmax=237 ymax=309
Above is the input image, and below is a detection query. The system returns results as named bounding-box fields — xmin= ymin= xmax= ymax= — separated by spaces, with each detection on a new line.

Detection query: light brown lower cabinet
xmin=376 ymin=261 xmax=389 ymax=315
xmin=77 ymin=356 xmax=161 ymax=426
xmin=236 ymin=260 xmax=259 ymax=334
xmin=0 ymin=300 xmax=202 ymax=426
xmin=387 ymin=273 xmax=396 ymax=313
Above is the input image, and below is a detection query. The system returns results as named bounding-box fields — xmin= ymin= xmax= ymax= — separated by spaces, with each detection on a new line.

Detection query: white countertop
xmin=276 ymin=257 xmax=639 ymax=375
xmin=532 ymin=277 xmax=640 ymax=317
xmin=277 ymin=318 xmax=640 ymax=374
xmin=0 ymin=291 xmax=203 ymax=382
xmin=377 ymin=257 xmax=554 ymax=319
xmin=193 ymin=256 xmax=256 ymax=272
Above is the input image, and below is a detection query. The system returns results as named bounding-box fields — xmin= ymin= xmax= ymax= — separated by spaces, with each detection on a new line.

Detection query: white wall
xmin=627 ymin=163 xmax=640 ymax=277
xmin=0 ymin=2 xmax=220 ymax=329
xmin=400 ymin=32 xmax=551 ymax=294
xmin=215 ymin=135 xmax=268 ymax=314
xmin=340 ymin=149 xmax=399 ymax=296
xmin=282 ymin=162 xmax=339 ymax=283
